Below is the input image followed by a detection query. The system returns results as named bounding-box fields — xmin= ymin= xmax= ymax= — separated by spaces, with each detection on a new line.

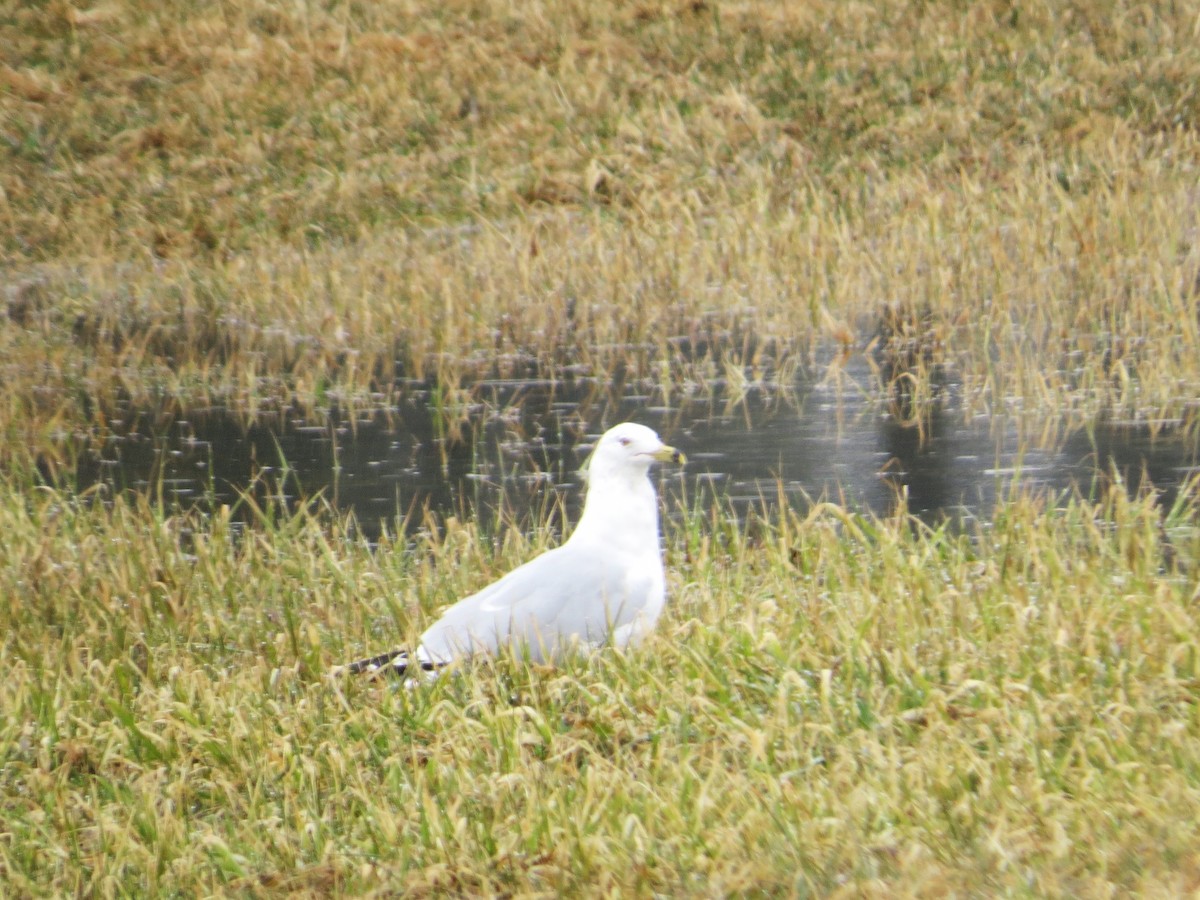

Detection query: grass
xmin=3 ymin=0 xmax=1200 ymax=468
xmin=2 ymin=481 xmax=1199 ymax=895
xmin=4 ymin=0 xmax=1200 ymax=894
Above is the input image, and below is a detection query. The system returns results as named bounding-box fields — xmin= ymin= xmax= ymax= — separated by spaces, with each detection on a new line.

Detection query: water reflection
xmin=71 ymin=357 xmax=1199 ymax=540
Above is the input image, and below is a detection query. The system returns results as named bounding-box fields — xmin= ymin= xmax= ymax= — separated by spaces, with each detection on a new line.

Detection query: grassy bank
xmin=1 ymin=483 xmax=1198 ymax=894
xmin=4 ymin=2 xmax=1200 ymax=894
xmin=3 ymin=0 xmax=1200 ymax=467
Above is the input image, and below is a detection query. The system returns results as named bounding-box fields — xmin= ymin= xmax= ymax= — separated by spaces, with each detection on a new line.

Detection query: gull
xmin=337 ymin=422 xmax=685 ymax=679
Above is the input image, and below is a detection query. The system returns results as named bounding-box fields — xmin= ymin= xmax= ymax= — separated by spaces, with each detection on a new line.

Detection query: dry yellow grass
xmin=4 ymin=0 xmax=1198 ymax=260
xmin=3 ymin=0 xmax=1200 ymax=471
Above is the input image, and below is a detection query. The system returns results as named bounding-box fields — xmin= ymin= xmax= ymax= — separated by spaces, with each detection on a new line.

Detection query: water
xmin=70 ymin=357 xmax=1200 ymax=541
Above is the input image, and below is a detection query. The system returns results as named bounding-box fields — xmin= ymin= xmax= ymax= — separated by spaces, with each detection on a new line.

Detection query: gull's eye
xmin=618 ymin=437 xmax=632 ymax=447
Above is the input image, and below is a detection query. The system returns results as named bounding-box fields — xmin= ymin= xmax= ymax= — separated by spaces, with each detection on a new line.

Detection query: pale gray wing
xmin=418 ymin=543 xmax=654 ymax=665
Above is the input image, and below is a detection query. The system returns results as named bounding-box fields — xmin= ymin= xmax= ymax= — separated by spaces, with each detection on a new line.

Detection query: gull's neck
xmin=566 ymin=463 xmax=660 ymax=552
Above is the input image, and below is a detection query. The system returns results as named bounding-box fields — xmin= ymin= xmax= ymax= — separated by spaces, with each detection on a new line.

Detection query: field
xmin=3 ymin=0 xmax=1200 ymax=895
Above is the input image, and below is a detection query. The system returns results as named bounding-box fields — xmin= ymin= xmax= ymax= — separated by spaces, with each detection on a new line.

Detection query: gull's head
xmin=584 ymin=423 xmax=686 ymax=482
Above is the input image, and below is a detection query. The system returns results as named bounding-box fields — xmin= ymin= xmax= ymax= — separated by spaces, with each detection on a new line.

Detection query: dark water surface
xmin=74 ymin=358 xmax=1199 ymax=540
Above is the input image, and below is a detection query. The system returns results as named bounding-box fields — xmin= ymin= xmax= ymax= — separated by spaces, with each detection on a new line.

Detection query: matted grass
xmin=2 ymin=482 xmax=1199 ymax=895
xmin=5 ymin=0 xmax=1199 ymax=260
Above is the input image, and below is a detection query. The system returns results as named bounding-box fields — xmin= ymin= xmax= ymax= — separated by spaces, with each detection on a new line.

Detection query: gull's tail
xmin=333 ymin=648 xmax=442 ymax=679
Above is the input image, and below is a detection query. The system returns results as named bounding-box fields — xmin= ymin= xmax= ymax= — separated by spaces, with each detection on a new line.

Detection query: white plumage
xmin=339 ymin=422 xmax=685 ymax=678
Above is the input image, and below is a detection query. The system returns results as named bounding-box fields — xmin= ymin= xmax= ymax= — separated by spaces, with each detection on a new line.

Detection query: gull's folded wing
xmin=418 ymin=543 xmax=656 ymax=664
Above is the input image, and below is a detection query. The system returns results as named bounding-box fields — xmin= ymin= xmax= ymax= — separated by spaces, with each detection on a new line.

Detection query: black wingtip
xmin=336 ymin=643 xmax=451 ymax=681
xmin=336 ymin=649 xmax=445 ymax=679
xmin=339 ymin=649 xmax=411 ymax=676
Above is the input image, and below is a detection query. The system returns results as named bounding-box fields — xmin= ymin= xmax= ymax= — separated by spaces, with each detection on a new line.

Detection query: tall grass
xmin=2 ymin=480 xmax=1198 ymax=894
xmin=3 ymin=0 xmax=1200 ymax=467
